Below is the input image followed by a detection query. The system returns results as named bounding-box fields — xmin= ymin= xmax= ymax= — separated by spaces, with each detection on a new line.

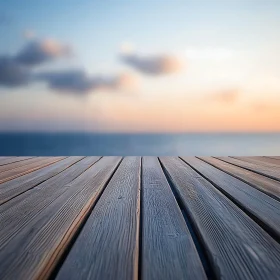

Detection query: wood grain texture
xmin=182 ymin=157 xmax=280 ymax=240
xmin=251 ymin=157 xmax=280 ymax=165
xmin=57 ymin=157 xmax=141 ymax=280
xmin=198 ymin=156 xmax=280 ymax=201
xmin=141 ymin=157 xmax=206 ymax=280
xmin=0 ymin=157 xmax=44 ymax=173
xmin=267 ymin=156 xmax=280 ymax=160
xmin=0 ymin=157 xmax=100 ymax=249
xmin=0 ymin=157 xmax=85 ymax=205
xmin=0 ymin=156 xmax=280 ymax=280
xmin=0 ymin=157 xmax=65 ymax=184
xmin=217 ymin=156 xmax=280 ymax=181
xmin=0 ymin=157 xmax=32 ymax=166
xmin=232 ymin=156 xmax=280 ymax=167
xmin=160 ymin=157 xmax=280 ymax=280
xmin=0 ymin=157 xmax=121 ymax=280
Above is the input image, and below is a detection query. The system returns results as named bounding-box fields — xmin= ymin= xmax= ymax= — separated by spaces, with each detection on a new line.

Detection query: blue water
xmin=0 ymin=132 xmax=279 ymax=156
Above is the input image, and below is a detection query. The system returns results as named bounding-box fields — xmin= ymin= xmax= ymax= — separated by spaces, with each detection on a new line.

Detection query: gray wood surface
xmin=141 ymin=157 xmax=206 ymax=280
xmin=0 ymin=156 xmax=280 ymax=280
xmin=0 ymin=157 xmax=86 ymax=205
xmin=0 ymin=157 xmax=100 ymax=249
xmin=0 ymin=157 xmax=121 ymax=280
xmin=217 ymin=156 xmax=280 ymax=181
xmin=0 ymin=157 xmax=65 ymax=184
xmin=267 ymin=156 xmax=280 ymax=160
xmin=252 ymin=156 xmax=280 ymax=165
xmin=0 ymin=157 xmax=42 ymax=173
xmin=232 ymin=156 xmax=280 ymax=167
xmin=160 ymin=157 xmax=280 ymax=280
xmin=182 ymin=157 xmax=280 ymax=240
xmin=0 ymin=157 xmax=33 ymax=166
xmin=199 ymin=156 xmax=280 ymax=201
xmin=57 ymin=157 xmax=141 ymax=280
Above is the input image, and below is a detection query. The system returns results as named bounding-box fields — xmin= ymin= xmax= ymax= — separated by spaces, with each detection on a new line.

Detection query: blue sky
xmin=2 ymin=1 xmax=279 ymax=62
xmin=0 ymin=0 xmax=280 ymax=132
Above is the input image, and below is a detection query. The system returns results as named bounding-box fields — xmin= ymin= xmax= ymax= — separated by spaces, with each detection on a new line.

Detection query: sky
xmin=0 ymin=0 xmax=280 ymax=132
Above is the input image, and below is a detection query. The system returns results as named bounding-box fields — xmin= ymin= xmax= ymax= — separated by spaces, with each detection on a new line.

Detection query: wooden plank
xmin=0 ymin=156 xmax=122 ymax=280
xmin=199 ymin=156 xmax=280 ymax=201
xmin=0 ymin=157 xmax=33 ymax=166
xmin=182 ymin=157 xmax=280 ymax=240
xmin=232 ymin=156 xmax=280 ymax=167
xmin=255 ymin=157 xmax=280 ymax=165
xmin=217 ymin=156 xmax=280 ymax=181
xmin=57 ymin=157 xmax=141 ymax=280
xmin=0 ymin=157 xmax=100 ymax=250
xmin=0 ymin=157 xmax=41 ymax=173
xmin=0 ymin=157 xmax=65 ymax=184
xmin=0 ymin=157 xmax=15 ymax=164
xmin=267 ymin=156 xmax=280 ymax=160
xmin=160 ymin=157 xmax=280 ymax=280
xmin=140 ymin=157 xmax=206 ymax=280
xmin=0 ymin=157 xmax=87 ymax=205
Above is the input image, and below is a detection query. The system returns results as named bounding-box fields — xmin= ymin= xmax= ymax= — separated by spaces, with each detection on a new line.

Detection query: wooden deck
xmin=0 ymin=156 xmax=280 ymax=280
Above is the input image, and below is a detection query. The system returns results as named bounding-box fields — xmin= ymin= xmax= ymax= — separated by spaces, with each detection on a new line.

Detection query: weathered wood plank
xmin=141 ymin=157 xmax=206 ymax=280
xmin=0 ymin=157 xmax=65 ymax=184
xmin=0 ymin=157 xmax=33 ymax=166
xmin=57 ymin=157 xmax=141 ymax=280
xmin=0 ymin=157 xmax=44 ymax=173
xmin=182 ymin=157 xmax=280 ymax=240
xmin=232 ymin=156 xmax=280 ymax=167
xmin=0 ymin=157 xmax=99 ymax=250
xmin=217 ymin=156 xmax=280 ymax=181
xmin=160 ymin=157 xmax=280 ymax=280
xmin=254 ymin=157 xmax=280 ymax=165
xmin=0 ymin=157 xmax=121 ymax=280
xmin=0 ymin=157 xmax=88 ymax=205
xmin=267 ymin=156 xmax=280 ymax=160
xmin=199 ymin=157 xmax=280 ymax=201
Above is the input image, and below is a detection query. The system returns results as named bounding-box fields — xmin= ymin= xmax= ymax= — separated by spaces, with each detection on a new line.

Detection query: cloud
xmin=15 ymin=39 xmax=71 ymax=66
xmin=207 ymin=89 xmax=240 ymax=103
xmin=0 ymin=37 xmax=140 ymax=94
xmin=0 ymin=38 xmax=71 ymax=87
xmin=120 ymin=53 xmax=184 ymax=75
xmin=35 ymin=70 xmax=138 ymax=94
xmin=0 ymin=56 xmax=30 ymax=87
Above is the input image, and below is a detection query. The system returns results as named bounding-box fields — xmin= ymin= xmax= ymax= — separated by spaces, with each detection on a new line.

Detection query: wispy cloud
xmin=120 ymin=52 xmax=185 ymax=75
xmin=0 ymin=38 xmax=71 ymax=87
xmin=35 ymin=70 xmax=138 ymax=94
xmin=0 ymin=37 xmax=139 ymax=95
xmin=0 ymin=56 xmax=30 ymax=87
xmin=15 ymin=39 xmax=71 ymax=66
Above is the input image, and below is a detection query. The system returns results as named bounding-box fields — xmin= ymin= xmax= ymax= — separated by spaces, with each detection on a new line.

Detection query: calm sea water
xmin=0 ymin=132 xmax=279 ymax=156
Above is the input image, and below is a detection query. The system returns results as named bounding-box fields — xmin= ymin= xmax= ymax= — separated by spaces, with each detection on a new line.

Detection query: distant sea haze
xmin=0 ymin=132 xmax=279 ymax=156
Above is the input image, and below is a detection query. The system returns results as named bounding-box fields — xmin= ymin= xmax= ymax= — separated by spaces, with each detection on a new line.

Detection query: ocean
xmin=0 ymin=132 xmax=279 ymax=156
